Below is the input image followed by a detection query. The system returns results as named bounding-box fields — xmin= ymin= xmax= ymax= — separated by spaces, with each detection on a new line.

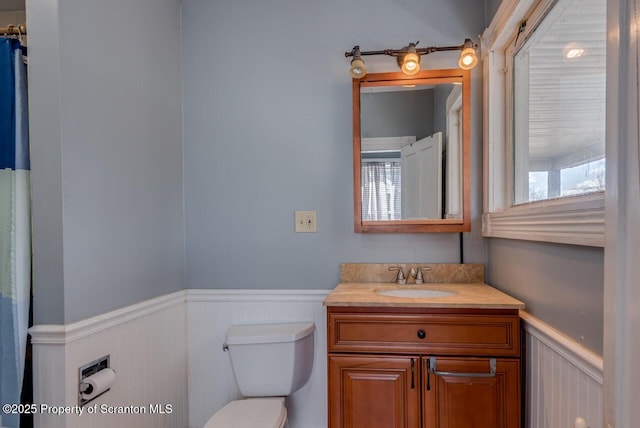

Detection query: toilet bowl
xmin=203 ymin=322 xmax=315 ymax=428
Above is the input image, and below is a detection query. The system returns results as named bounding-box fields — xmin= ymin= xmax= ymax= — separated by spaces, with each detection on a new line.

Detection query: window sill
xmin=482 ymin=192 xmax=604 ymax=247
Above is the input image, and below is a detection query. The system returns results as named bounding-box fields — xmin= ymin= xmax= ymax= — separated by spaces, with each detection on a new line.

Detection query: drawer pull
xmin=429 ymin=357 xmax=497 ymax=378
xmin=417 ymin=329 xmax=426 ymax=339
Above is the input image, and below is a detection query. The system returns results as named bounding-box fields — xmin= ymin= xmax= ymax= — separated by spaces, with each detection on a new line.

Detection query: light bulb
xmin=350 ymin=57 xmax=367 ymax=79
xmin=563 ymin=42 xmax=585 ymax=59
xmin=458 ymin=47 xmax=478 ymax=70
xmin=461 ymin=54 xmax=473 ymax=66
xmin=565 ymin=49 xmax=584 ymax=59
xmin=401 ymin=52 xmax=421 ymax=75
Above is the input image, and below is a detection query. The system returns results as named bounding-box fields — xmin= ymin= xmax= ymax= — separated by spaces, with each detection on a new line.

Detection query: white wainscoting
xmin=30 ymin=291 xmax=599 ymax=428
xmin=185 ymin=290 xmax=329 ymax=428
xmin=521 ymin=311 xmax=603 ymax=428
xmin=29 ymin=291 xmax=188 ymax=428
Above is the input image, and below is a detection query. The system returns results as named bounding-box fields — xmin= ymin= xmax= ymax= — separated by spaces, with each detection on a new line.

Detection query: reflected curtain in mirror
xmin=361 ymin=159 xmax=402 ymax=221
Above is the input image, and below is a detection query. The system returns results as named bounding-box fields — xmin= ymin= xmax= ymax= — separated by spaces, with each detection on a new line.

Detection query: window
xmin=527 ymin=158 xmax=605 ymax=202
xmin=511 ymin=0 xmax=606 ymax=205
xmin=482 ymin=0 xmax=606 ymax=246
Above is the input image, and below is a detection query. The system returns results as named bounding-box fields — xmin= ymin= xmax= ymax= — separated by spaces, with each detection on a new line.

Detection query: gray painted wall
xmin=361 ymin=89 xmax=435 ymax=139
xmin=487 ymin=239 xmax=604 ymax=354
xmin=28 ymin=0 xmax=184 ymax=324
xmin=181 ymin=0 xmax=487 ymax=292
xmin=433 ymin=85 xmax=453 ymax=136
xmin=485 ymin=0 xmax=503 ymax=26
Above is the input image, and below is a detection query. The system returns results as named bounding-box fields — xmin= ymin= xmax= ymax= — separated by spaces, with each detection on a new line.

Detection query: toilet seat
xmin=204 ymin=398 xmax=287 ymax=428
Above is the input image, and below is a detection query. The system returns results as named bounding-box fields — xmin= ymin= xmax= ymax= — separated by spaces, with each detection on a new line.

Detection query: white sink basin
xmin=376 ymin=289 xmax=457 ymax=298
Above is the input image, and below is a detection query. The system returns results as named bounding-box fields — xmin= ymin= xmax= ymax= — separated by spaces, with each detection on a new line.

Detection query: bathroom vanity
xmin=324 ymin=264 xmax=525 ymax=428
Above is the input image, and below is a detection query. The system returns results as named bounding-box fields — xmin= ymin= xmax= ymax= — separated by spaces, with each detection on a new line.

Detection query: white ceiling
xmin=519 ymin=0 xmax=606 ymax=167
xmin=0 ymin=0 xmax=25 ymax=12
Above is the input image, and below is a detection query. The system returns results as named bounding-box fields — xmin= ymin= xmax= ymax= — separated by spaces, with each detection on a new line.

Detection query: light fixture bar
xmin=344 ymin=39 xmax=478 ymax=78
xmin=345 ymin=40 xmax=475 ymax=58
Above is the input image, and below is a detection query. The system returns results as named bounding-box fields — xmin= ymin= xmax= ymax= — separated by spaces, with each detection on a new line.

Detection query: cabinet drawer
xmin=328 ymin=312 xmax=519 ymax=356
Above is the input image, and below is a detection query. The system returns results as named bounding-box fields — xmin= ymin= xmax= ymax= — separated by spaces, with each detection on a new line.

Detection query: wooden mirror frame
xmin=353 ymin=69 xmax=471 ymax=232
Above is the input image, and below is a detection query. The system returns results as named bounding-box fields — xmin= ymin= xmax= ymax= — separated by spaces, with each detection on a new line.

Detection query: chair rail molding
xmin=482 ymin=193 xmax=605 ymax=247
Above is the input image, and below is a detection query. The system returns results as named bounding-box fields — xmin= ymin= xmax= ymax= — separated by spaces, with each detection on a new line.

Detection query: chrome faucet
xmin=388 ymin=266 xmax=406 ymax=284
xmin=413 ymin=266 xmax=433 ymax=284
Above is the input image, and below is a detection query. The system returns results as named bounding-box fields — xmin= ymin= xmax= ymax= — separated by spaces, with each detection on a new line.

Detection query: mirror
xmin=353 ymin=69 xmax=471 ymax=232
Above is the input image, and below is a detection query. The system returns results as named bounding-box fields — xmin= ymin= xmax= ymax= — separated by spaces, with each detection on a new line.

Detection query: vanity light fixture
xmin=345 ymin=39 xmax=478 ymax=78
xmin=349 ymin=46 xmax=367 ymax=79
xmin=458 ymin=39 xmax=478 ymax=69
xmin=398 ymin=43 xmax=421 ymax=75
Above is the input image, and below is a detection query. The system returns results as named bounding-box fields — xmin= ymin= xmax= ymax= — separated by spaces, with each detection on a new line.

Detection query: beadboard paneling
xmin=185 ymin=290 xmax=329 ymax=428
xmin=31 ymin=343 xmax=67 ymax=428
xmin=29 ymin=292 xmax=187 ymax=428
xmin=522 ymin=311 xmax=603 ymax=428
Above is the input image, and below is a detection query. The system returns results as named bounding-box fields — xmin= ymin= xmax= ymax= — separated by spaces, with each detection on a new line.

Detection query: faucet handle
xmin=414 ymin=266 xmax=432 ymax=284
xmin=388 ymin=266 xmax=407 ymax=284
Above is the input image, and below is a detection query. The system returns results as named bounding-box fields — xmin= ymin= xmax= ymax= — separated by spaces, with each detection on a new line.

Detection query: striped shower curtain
xmin=0 ymin=37 xmax=30 ymax=428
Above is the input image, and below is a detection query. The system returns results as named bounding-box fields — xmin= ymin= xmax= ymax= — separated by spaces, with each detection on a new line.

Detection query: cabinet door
xmin=328 ymin=355 xmax=420 ymax=428
xmin=423 ymin=357 xmax=520 ymax=428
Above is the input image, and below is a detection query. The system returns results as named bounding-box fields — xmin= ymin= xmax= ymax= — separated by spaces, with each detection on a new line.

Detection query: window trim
xmin=481 ymin=0 xmax=605 ymax=247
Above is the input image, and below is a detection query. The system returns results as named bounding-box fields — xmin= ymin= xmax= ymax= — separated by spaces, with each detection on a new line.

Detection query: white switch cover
xmin=295 ymin=211 xmax=317 ymax=233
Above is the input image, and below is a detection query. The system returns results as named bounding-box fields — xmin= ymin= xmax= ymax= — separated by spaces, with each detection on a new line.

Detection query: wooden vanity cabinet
xmin=327 ymin=307 xmax=521 ymax=428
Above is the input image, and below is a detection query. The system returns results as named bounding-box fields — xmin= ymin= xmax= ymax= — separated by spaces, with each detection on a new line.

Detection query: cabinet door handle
xmin=425 ymin=358 xmax=431 ymax=391
xmin=417 ymin=329 xmax=426 ymax=339
xmin=429 ymin=357 xmax=497 ymax=378
xmin=410 ymin=358 xmax=415 ymax=389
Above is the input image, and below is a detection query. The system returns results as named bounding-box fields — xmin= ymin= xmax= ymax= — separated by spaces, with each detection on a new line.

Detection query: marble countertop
xmin=323 ymin=282 xmax=525 ymax=309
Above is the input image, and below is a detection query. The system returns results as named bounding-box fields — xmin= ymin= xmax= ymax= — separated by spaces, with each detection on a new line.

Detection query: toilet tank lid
xmin=226 ymin=322 xmax=315 ymax=346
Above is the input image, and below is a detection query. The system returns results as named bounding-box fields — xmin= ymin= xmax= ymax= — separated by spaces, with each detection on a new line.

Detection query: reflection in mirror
xmin=361 ymin=83 xmax=462 ymax=220
xmin=353 ymin=70 xmax=470 ymax=233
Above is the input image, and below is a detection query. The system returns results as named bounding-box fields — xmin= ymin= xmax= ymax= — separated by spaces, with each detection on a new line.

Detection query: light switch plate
xmin=295 ymin=210 xmax=317 ymax=233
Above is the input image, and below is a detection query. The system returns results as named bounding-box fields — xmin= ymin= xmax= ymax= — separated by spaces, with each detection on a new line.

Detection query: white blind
xmin=361 ymin=161 xmax=402 ymax=220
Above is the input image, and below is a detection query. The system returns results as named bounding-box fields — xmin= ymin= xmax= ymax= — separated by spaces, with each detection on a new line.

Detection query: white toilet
xmin=204 ymin=322 xmax=316 ymax=428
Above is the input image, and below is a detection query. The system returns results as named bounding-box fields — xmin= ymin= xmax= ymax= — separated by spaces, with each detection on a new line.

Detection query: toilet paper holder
xmin=78 ymin=355 xmax=114 ymax=407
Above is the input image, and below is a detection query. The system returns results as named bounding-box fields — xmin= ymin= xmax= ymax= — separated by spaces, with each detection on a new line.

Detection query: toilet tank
xmin=225 ymin=322 xmax=315 ymax=397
